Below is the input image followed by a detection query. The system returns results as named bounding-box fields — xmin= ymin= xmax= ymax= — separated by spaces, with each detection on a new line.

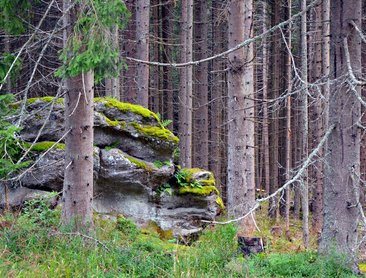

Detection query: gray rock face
xmin=5 ymin=97 xmax=222 ymax=236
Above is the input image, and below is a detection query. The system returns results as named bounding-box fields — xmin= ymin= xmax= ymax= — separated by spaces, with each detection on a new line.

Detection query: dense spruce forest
xmin=1 ymin=0 xmax=366 ymax=276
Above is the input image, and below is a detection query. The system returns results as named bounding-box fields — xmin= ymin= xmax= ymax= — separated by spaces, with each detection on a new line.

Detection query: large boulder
xmin=5 ymin=97 xmax=223 ymax=236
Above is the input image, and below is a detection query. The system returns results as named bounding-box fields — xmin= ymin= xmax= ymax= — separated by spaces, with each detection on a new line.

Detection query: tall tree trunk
xmin=227 ymin=0 xmax=256 ymax=236
xmin=61 ymin=0 xmax=94 ymax=231
xmin=262 ymin=0 xmax=270 ymax=198
xmin=268 ymin=0 xmax=281 ymax=220
xmin=284 ymin=0 xmax=292 ymax=238
xmin=193 ymin=0 xmax=209 ymax=169
xmin=123 ymin=0 xmax=137 ymax=103
xmin=161 ymin=1 xmax=174 ymax=126
xmin=319 ymin=0 xmax=361 ymax=269
xmin=310 ymin=2 xmax=324 ymax=236
xmin=300 ymin=0 xmax=309 ymax=249
xmin=178 ymin=0 xmax=193 ymax=168
xmin=136 ymin=0 xmax=150 ymax=107
xmin=105 ymin=26 xmax=121 ymax=99
xmin=210 ymin=0 xmax=226 ymax=192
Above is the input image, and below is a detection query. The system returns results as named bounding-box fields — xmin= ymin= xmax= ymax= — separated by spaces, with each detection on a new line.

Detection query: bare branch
xmin=126 ymin=0 xmax=321 ymax=67
xmin=202 ymin=123 xmax=336 ymax=225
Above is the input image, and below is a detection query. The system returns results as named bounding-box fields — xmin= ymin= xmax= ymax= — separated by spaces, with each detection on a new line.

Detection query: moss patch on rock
xmin=25 ymin=141 xmax=65 ymax=152
xmin=216 ymin=197 xmax=225 ymax=210
xmin=27 ymin=96 xmax=64 ymax=105
xmin=130 ymin=122 xmax=179 ymax=144
xmin=178 ymin=185 xmax=219 ymax=196
xmin=124 ymin=154 xmax=154 ymax=172
xmin=95 ymin=97 xmax=160 ymax=121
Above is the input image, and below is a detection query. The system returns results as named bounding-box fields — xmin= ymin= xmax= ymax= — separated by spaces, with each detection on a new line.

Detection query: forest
xmin=1 ymin=0 xmax=366 ymax=277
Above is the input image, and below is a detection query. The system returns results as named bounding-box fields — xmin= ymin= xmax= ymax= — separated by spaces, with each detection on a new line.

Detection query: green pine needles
xmin=55 ymin=0 xmax=130 ymax=83
xmin=0 ymin=0 xmax=31 ymax=34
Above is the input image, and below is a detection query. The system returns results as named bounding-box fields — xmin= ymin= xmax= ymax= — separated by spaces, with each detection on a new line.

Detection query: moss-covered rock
xmin=25 ymin=141 xmax=65 ymax=152
xmin=95 ymin=97 xmax=159 ymax=121
xmin=178 ymin=185 xmax=219 ymax=196
xmin=130 ymin=122 xmax=179 ymax=144
xmin=27 ymin=96 xmax=64 ymax=105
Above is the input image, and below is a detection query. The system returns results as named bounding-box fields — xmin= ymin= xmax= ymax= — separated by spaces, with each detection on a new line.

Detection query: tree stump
xmin=238 ymin=237 xmax=264 ymax=256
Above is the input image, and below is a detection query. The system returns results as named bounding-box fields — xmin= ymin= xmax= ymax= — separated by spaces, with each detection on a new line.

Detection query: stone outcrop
xmin=2 ymin=97 xmax=223 ymax=236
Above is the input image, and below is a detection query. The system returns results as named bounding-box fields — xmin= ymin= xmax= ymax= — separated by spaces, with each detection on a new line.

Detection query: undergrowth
xmin=0 ymin=198 xmax=361 ymax=277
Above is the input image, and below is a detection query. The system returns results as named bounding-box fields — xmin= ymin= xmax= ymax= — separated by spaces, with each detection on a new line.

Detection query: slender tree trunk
xmin=105 ymin=26 xmax=120 ymax=99
xmin=193 ymin=0 xmax=209 ymax=169
xmin=123 ymin=0 xmax=137 ymax=103
xmin=262 ymin=0 xmax=270 ymax=198
xmin=161 ymin=1 xmax=174 ymax=126
xmin=310 ymin=2 xmax=324 ymax=236
xmin=319 ymin=0 xmax=361 ymax=269
xmin=285 ymin=0 xmax=292 ymax=238
xmin=227 ymin=0 xmax=256 ymax=236
xmin=61 ymin=0 xmax=94 ymax=231
xmin=268 ymin=0 xmax=281 ymax=220
xmin=300 ymin=0 xmax=309 ymax=249
xmin=178 ymin=0 xmax=193 ymax=168
xmin=210 ymin=0 xmax=225 ymax=192
xmin=136 ymin=0 xmax=150 ymax=107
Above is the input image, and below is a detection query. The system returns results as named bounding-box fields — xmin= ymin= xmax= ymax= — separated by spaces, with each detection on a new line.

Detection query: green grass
xmin=0 ymin=201 xmax=360 ymax=277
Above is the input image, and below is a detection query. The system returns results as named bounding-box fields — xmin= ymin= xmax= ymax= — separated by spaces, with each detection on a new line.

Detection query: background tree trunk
xmin=178 ymin=0 xmax=193 ymax=168
xmin=136 ymin=0 xmax=150 ymax=107
xmin=300 ymin=0 xmax=309 ymax=249
xmin=319 ymin=0 xmax=361 ymax=267
xmin=227 ymin=0 xmax=255 ymax=236
xmin=193 ymin=0 xmax=209 ymax=169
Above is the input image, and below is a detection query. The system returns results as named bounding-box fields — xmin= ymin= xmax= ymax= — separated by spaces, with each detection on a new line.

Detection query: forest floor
xmin=0 ymin=198 xmax=363 ymax=277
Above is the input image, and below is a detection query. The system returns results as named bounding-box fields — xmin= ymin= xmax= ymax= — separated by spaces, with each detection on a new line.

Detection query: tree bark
xmin=227 ymin=0 xmax=256 ymax=236
xmin=268 ymin=0 xmax=281 ymax=220
xmin=178 ymin=0 xmax=193 ymax=168
xmin=136 ymin=0 xmax=150 ymax=107
xmin=61 ymin=0 xmax=94 ymax=231
xmin=261 ymin=0 xmax=270 ymax=198
xmin=122 ymin=0 xmax=137 ymax=103
xmin=319 ymin=0 xmax=361 ymax=267
xmin=300 ymin=0 xmax=309 ymax=249
xmin=193 ymin=0 xmax=209 ymax=169
xmin=310 ymin=1 xmax=324 ymax=236
xmin=210 ymin=0 xmax=226 ymax=192
xmin=105 ymin=26 xmax=121 ymax=100
xmin=284 ymin=0 xmax=292 ymax=238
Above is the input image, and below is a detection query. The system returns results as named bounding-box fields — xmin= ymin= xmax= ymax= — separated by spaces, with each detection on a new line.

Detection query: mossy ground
xmin=0 ymin=206 xmax=360 ymax=277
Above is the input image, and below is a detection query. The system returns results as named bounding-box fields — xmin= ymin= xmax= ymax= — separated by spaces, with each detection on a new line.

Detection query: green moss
xmin=27 ymin=96 xmax=64 ymax=105
xmin=25 ymin=141 xmax=65 ymax=152
xmin=124 ymin=154 xmax=153 ymax=172
xmin=178 ymin=185 xmax=219 ymax=196
xmin=130 ymin=122 xmax=179 ymax=144
xmin=95 ymin=97 xmax=160 ymax=121
xmin=359 ymin=263 xmax=366 ymax=273
xmin=216 ymin=196 xmax=225 ymax=210
xmin=104 ymin=115 xmax=126 ymax=128
xmin=179 ymin=168 xmax=215 ymax=183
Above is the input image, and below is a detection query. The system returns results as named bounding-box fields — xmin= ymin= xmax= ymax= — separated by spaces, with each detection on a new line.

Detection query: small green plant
xmin=21 ymin=192 xmax=59 ymax=226
xmin=0 ymin=94 xmax=31 ymax=178
xmin=175 ymin=169 xmax=202 ymax=188
xmin=156 ymin=183 xmax=173 ymax=197
xmin=153 ymin=160 xmax=172 ymax=168
xmin=116 ymin=215 xmax=139 ymax=240
xmin=156 ymin=112 xmax=173 ymax=127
